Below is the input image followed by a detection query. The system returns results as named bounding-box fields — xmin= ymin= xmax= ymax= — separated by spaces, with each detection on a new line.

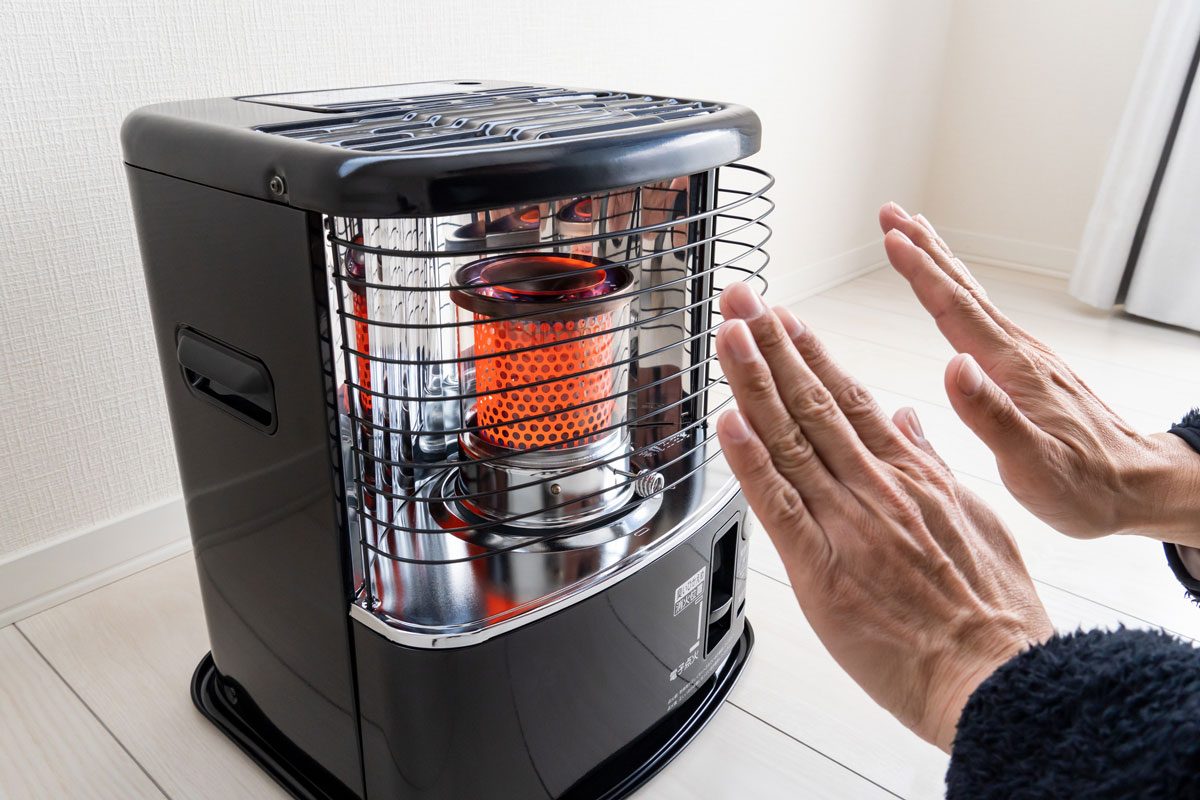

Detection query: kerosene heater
xmin=123 ymin=80 xmax=772 ymax=800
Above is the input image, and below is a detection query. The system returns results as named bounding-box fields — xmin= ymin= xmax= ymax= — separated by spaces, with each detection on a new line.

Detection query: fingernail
xmin=724 ymin=319 xmax=760 ymax=363
xmin=724 ymin=282 xmax=765 ymax=320
xmin=773 ymin=306 xmax=806 ymax=340
xmin=906 ymin=408 xmax=926 ymax=442
xmin=721 ymin=410 xmax=752 ymax=443
xmin=957 ymin=355 xmax=984 ymax=396
xmin=889 ymin=201 xmax=911 ymax=220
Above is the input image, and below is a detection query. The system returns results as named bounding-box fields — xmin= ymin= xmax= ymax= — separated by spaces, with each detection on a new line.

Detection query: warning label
xmin=673 ymin=567 xmax=705 ymax=617
xmin=666 ymin=636 xmax=735 ymax=711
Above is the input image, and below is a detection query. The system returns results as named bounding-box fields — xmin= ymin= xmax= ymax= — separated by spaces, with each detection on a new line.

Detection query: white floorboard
xmin=16 ymin=556 xmax=287 ymax=800
xmin=635 ymin=702 xmax=896 ymax=800
xmin=0 ymin=626 xmax=164 ymax=799
xmin=15 ymin=554 xmax=888 ymax=800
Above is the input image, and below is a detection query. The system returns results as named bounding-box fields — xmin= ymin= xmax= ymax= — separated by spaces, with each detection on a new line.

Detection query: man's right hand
xmin=878 ymin=202 xmax=1200 ymax=545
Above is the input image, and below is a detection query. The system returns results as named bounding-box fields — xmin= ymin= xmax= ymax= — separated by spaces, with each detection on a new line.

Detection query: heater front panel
xmin=352 ymin=492 xmax=749 ymax=800
xmin=327 ymin=166 xmax=772 ymax=646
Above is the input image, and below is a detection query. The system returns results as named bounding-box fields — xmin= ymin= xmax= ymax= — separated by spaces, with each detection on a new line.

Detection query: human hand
xmin=878 ymin=202 xmax=1200 ymax=543
xmin=714 ymin=282 xmax=1053 ymax=751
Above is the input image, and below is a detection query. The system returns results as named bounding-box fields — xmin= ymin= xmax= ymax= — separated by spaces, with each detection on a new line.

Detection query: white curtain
xmin=1070 ymin=0 xmax=1200 ymax=332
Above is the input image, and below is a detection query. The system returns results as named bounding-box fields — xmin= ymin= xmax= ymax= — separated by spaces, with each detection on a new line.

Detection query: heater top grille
xmin=250 ymin=85 xmax=723 ymax=154
xmin=122 ymin=79 xmax=760 ymax=217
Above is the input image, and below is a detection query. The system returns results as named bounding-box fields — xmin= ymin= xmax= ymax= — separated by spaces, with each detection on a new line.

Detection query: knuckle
xmin=950 ymin=258 xmax=982 ymax=288
xmin=738 ymin=437 xmax=776 ymax=477
xmin=1031 ymin=355 xmax=1061 ymax=386
xmin=833 ymin=380 xmax=876 ymax=418
xmin=788 ymin=382 xmax=840 ymax=424
xmin=752 ymin=318 xmax=790 ymax=353
xmin=949 ymin=283 xmax=984 ymax=316
xmin=794 ymin=327 xmax=827 ymax=361
xmin=732 ymin=453 xmax=813 ymax=538
xmin=742 ymin=366 xmax=777 ymax=398
xmin=763 ymin=485 xmax=809 ymax=529
xmin=905 ymin=220 xmax=938 ymax=251
xmin=771 ymin=425 xmax=820 ymax=473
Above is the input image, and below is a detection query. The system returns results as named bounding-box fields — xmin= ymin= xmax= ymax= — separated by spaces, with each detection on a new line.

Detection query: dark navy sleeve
xmin=946 ymin=628 xmax=1200 ymax=799
xmin=1169 ymin=408 xmax=1200 ymax=454
xmin=1165 ymin=408 xmax=1200 ymax=598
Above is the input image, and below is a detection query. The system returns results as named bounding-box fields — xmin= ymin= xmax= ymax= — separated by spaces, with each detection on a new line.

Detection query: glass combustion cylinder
xmin=451 ymin=253 xmax=635 ymax=528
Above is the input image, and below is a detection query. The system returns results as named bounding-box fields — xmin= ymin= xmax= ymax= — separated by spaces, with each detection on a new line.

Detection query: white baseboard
xmin=936 ymin=226 xmax=1077 ymax=278
xmin=0 ymin=497 xmax=190 ymax=628
xmin=768 ymin=241 xmax=888 ymax=307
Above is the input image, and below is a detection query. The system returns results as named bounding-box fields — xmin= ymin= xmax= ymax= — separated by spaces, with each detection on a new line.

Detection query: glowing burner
xmin=452 ymin=254 xmax=633 ymax=452
xmin=451 ymin=253 xmax=636 ymax=528
xmin=558 ymin=197 xmax=593 ymax=223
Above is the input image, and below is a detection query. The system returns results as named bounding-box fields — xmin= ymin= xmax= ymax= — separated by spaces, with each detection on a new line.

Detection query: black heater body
xmin=123 ymin=81 xmax=772 ymax=800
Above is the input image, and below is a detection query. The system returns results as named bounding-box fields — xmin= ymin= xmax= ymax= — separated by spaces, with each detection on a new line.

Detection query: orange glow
xmin=474 ymin=314 xmax=617 ymax=450
xmin=352 ymin=292 xmax=373 ymax=412
xmin=573 ymin=198 xmax=593 ymax=221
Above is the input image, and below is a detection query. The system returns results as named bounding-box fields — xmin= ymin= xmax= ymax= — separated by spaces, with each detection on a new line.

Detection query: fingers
xmin=715 ymin=317 xmax=846 ymax=507
xmin=716 ymin=410 xmax=828 ymax=562
xmin=944 ymin=354 xmax=1054 ymax=465
xmin=879 ymin=204 xmax=983 ymax=297
xmin=880 ymin=203 xmax=1032 ymax=344
xmin=883 ymin=228 xmax=1019 ymax=372
xmin=892 ymin=407 xmax=950 ymax=471
xmin=880 ymin=206 xmax=974 ymax=286
xmin=773 ymin=305 xmax=916 ymax=465
xmin=719 ymin=283 xmax=876 ymax=482
xmin=911 ymin=213 xmax=1031 ymax=343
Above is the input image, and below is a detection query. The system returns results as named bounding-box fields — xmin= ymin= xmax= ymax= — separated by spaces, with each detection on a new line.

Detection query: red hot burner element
xmin=451 ymin=206 xmax=541 ymax=242
xmin=451 ymin=254 xmax=633 ymax=451
xmin=558 ymin=197 xmax=593 ymax=223
xmin=345 ymin=235 xmax=372 ymax=413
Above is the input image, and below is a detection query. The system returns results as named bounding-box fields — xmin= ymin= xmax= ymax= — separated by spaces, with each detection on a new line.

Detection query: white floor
xmin=3 ymin=264 xmax=1198 ymax=799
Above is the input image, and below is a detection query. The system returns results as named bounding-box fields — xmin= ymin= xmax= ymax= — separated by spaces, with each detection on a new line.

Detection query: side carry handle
xmin=177 ymin=328 xmax=276 ymax=432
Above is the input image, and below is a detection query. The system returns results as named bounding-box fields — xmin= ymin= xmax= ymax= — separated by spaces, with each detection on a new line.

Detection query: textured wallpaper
xmin=0 ymin=0 xmax=953 ymax=557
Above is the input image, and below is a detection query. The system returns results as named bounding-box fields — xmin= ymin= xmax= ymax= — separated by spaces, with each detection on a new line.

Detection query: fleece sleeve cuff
xmin=946 ymin=628 xmax=1200 ymax=799
xmin=1165 ymin=408 xmax=1200 ymax=596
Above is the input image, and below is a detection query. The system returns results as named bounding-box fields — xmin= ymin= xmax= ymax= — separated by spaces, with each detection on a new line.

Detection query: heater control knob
xmin=632 ymin=470 xmax=665 ymax=499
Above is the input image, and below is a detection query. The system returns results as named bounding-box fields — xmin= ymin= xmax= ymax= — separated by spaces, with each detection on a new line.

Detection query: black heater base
xmin=191 ymin=653 xmax=359 ymax=800
xmin=191 ymin=621 xmax=754 ymax=800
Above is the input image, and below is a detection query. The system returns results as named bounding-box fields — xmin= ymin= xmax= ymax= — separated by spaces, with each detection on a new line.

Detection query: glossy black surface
xmin=352 ymin=493 xmax=749 ymax=800
xmin=126 ymin=98 xmax=759 ymax=798
xmin=192 ymin=653 xmax=358 ymax=800
xmin=127 ymin=167 xmax=364 ymax=796
xmin=120 ymin=80 xmax=761 ymax=217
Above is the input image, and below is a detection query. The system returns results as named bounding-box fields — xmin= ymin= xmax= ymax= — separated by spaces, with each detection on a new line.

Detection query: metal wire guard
xmin=329 ymin=164 xmax=772 ymax=565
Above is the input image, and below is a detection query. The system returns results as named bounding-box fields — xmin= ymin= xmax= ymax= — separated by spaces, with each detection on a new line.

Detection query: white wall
xmin=923 ymin=0 xmax=1159 ymax=275
xmin=0 ymin=1 xmax=953 ymax=572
